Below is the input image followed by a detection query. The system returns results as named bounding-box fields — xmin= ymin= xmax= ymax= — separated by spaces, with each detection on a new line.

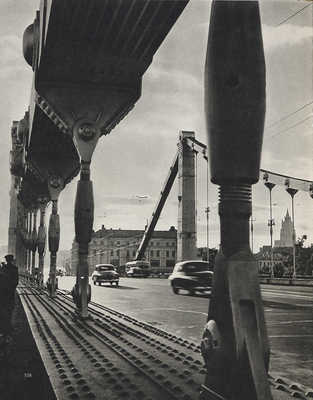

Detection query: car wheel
xmin=172 ymin=285 xmax=179 ymax=295
xmin=115 ymin=282 xmax=119 ymax=287
xmin=189 ymin=289 xmax=195 ymax=296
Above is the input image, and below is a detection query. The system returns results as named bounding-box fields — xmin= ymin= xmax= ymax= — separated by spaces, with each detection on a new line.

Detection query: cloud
xmin=261 ymin=145 xmax=313 ymax=181
xmin=0 ymin=34 xmax=21 ymax=64
xmin=97 ymin=195 xmax=155 ymax=207
xmin=253 ymin=203 xmax=271 ymax=212
xmin=147 ymin=63 xmax=202 ymax=92
xmin=262 ymin=24 xmax=312 ymax=51
xmin=0 ymin=34 xmax=27 ymax=80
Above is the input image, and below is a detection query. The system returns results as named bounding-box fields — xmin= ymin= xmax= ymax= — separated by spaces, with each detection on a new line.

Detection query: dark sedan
xmin=168 ymin=260 xmax=213 ymax=295
xmin=91 ymin=264 xmax=119 ymax=286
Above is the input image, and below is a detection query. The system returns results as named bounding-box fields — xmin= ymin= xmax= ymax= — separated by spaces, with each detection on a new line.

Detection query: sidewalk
xmin=0 ymin=291 xmax=55 ymax=400
xmin=2 ymin=286 xmax=308 ymax=400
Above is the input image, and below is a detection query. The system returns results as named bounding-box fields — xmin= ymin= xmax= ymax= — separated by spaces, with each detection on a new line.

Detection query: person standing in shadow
xmin=0 ymin=255 xmax=19 ymax=338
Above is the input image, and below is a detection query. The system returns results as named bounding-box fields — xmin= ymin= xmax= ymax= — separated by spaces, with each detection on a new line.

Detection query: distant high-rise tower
xmin=274 ymin=209 xmax=295 ymax=247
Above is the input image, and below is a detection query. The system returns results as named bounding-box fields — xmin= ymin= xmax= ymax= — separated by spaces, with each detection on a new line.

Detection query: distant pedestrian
xmin=0 ymin=255 xmax=19 ymax=336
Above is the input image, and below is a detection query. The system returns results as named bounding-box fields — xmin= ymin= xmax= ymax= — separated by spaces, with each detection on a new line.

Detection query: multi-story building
xmin=256 ymin=245 xmax=292 ymax=274
xmin=256 ymin=210 xmax=295 ymax=275
xmin=274 ymin=209 xmax=295 ymax=247
xmin=71 ymin=225 xmax=177 ymax=275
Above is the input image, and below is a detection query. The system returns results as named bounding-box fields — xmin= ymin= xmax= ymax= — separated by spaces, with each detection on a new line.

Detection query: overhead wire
xmin=276 ymin=3 xmax=312 ymax=26
xmin=265 ymin=100 xmax=313 ymax=130
xmin=266 ymin=115 xmax=312 ymax=140
xmin=268 ymin=4 xmax=312 ymax=140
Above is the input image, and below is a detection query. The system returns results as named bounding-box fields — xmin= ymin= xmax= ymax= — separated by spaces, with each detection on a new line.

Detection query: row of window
xmin=259 ymin=261 xmax=282 ymax=267
xmin=92 ymin=249 xmax=176 ymax=258
xmin=93 ymin=240 xmax=176 ymax=247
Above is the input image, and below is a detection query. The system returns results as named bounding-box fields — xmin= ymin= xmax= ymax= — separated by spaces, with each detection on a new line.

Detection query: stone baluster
xmin=31 ymin=208 xmax=38 ymax=280
xmin=23 ymin=209 xmax=28 ymax=275
xmin=21 ymin=208 xmax=27 ymax=277
xmin=74 ymin=161 xmax=94 ymax=318
xmin=27 ymin=210 xmax=32 ymax=278
xmin=37 ymin=199 xmax=47 ymax=287
xmin=15 ymin=203 xmax=21 ymax=271
xmin=47 ymin=177 xmax=63 ymax=297
xmin=72 ymin=121 xmax=101 ymax=318
xmin=18 ymin=203 xmax=25 ymax=276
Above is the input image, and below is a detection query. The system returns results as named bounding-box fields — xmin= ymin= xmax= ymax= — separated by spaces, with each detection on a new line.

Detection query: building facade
xmin=71 ymin=226 xmax=177 ymax=275
xmin=274 ymin=209 xmax=295 ymax=247
xmin=256 ymin=245 xmax=292 ymax=275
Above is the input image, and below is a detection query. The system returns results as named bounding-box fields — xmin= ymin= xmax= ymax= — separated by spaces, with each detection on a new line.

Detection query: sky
xmin=0 ymin=0 xmax=312 ymax=255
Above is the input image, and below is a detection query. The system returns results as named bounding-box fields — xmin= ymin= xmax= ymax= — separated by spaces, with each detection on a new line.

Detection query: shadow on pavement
xmin=263 ymin=300 xmax=305 ymax=310
xmin=96 ymin=285 xmax=139 ymax=290
xmin=176 ymin=291 xmax=211 ymax=299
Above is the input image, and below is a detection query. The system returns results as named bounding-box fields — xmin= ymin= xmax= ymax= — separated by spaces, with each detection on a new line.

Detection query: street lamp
xmin=264 ymin=177 xmax=276 ymax=277
xmin=205 ymin=153 xmax=210 ymax=264
xmin=285 ymin=179 xmax=298 ymax=279
xmin=250 ymin=214 xmax=256 ymax=254
xmin=205 ymin=206 xmax=210 ymax=262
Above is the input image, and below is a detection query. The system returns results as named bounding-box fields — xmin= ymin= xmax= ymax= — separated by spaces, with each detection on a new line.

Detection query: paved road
xmin=59 ymin=277 xmax=313 ymax=388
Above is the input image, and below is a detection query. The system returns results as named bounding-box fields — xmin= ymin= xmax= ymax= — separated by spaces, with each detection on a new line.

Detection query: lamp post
xmin=205 ymin=206 xmax=210 ymax=262
xmin=205 ymin=152 xmax=210 ymax=263
xmin=264 ymin=180 xmax=275 ymax=277
xmin=285 ymin=180 xmax=298 ymax=278
xmin=250 ymin=214 xmax=256 ymax=254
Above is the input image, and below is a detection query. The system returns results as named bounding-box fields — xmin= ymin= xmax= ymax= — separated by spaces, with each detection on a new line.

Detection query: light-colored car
xmin=126 ymin=267 xmax=150 ymax=278
xmin=168 ymin=260 xmax=213 ymax=295
xmin=91 ymin=264 xmax=119 ymax=286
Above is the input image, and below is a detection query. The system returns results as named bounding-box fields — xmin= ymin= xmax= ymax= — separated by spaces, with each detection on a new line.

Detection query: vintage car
xmin=125 ymin=261 xmax=151 ymax=277
xmin=168 ymin=260 xmax=213 ymax=295
xmin=91 ymin=264 xmax=119 ymax=286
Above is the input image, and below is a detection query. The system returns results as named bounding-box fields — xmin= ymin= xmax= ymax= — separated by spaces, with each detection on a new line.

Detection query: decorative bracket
xmin=73 ymin=119 xmax=102 ymax=163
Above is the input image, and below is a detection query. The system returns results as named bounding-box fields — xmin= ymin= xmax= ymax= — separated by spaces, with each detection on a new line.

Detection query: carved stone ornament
xmin=49 ymin=175 xmax=62 ymax=190
xmin=74 ymin=119 xmax=100 ymax=143
xmin=48 ymin=175 xmax=64 ymax=201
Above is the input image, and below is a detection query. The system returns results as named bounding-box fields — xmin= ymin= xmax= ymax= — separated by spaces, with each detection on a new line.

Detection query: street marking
xmin=141 ymin=308 xmax=208 ymax=316
xmin=295 ymin=303 xmax=313 ymax=308
xmin=269 ymin=334 xmax=313 ymax=338
xmin=262 ymin=292 xmax=313 ymax=301
xmin=268 ymin=320 xmax=313 ymax=325
xmin=262 ymin=289 xmax=313 ymax=299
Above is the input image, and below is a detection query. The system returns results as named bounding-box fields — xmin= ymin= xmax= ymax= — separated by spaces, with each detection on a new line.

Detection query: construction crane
xmin=135 ymin=136 xmax=208 ymax=261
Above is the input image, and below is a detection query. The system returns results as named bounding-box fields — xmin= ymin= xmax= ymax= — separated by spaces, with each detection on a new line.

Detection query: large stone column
xmin=47 ymin=177 xmax=63 ymax=297
xmin=177 ymin=131 xmax=197 ymax=261
xmin=37 ymin=199 xmax=47 ymax=287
